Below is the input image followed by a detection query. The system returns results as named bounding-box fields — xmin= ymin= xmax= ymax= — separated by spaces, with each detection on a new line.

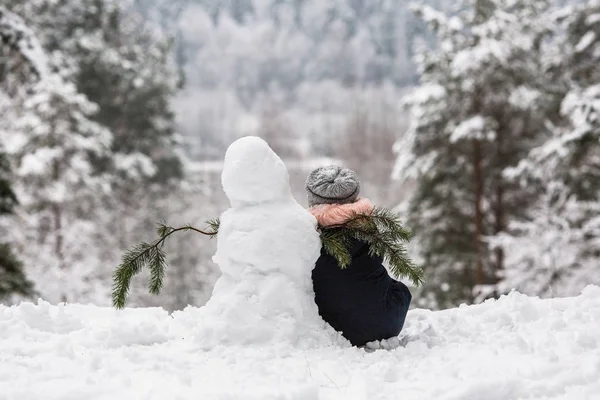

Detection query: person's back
xmin=305 ymin=166 xmax=412 ymax=347
xmin=312 ymin=236 xmax=412 ymax=346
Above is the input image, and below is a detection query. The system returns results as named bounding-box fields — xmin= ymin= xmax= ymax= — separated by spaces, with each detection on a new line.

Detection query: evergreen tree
xmin=489 ymin=180 xmax=600 ymax=297
xmin=0 ymin=152 xmax=34 ymax=301
xmin=2 ymin=1 xmax=186 ymax=305
xmin=395 ymin=0 xmax=556 ymax=308
xmin=492 ymin=0 xmax=600 ymax=296
xmin=7 ymin=0 xmax=183 ymax=183
xmin=0 ymin=153 xmax=17 ymax=215
xmin=0 ymin=7 xmax=42 ymax=300
xmin=10 ymin=77 xmax=112 ymax=303
xmin=559 ymin=0 xmax=600 ymax=201
xmin=1 ymin=4 xmax=115 ymax=303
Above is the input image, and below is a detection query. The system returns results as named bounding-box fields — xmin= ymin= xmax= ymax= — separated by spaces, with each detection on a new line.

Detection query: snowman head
xmin=222 ymin=136 xmax=292 ymax=205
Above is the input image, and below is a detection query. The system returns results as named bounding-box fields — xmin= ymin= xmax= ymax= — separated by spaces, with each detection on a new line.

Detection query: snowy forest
xmin=1 ymin=0 xmax=599 ymax=311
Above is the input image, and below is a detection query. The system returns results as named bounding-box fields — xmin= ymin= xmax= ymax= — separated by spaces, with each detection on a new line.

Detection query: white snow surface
xmin=201 ymin=136 xmax=341 ymax=348
xmin=2 ymin=287 xmax=600 ymax=399
xmin=3 ymin=136 xmax=599 ymax=399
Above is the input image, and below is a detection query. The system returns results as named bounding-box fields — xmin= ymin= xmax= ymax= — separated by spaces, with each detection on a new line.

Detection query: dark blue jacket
xmin=312 ymin=237 xmax=412 ymax=346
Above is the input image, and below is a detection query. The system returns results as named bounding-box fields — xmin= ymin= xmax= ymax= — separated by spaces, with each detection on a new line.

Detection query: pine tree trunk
xmin=52 ymin=160 xmax=67 ymax=303
xmin=472 ymin=0 xmax=494 ymax=289
xmin=473 ymin=138 xmax=485 ymax=286
xmin=494 ymin=121 xmax=505 ymax=284
xmin=494 ymin=177 xmax=504 ymax=278
xmin=53 ymin=204 xmax=67 ymax=303
xmin=492 ymin=112 xmax=515 ymax=292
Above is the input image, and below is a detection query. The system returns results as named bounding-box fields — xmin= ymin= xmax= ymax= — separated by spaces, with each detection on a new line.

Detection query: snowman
xmin=194 ymin=136 xmax=341 ymax=348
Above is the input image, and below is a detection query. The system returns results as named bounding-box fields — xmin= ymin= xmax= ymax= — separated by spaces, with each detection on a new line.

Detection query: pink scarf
xmin=309 ymin=198 xmax=374 ymax=227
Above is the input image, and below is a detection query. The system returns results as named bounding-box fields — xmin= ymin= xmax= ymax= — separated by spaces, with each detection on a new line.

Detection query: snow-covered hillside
xmin=2 ymin=287 xmax=599 ymax=400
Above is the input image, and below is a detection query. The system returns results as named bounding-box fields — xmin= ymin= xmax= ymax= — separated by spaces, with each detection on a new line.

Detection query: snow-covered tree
xmin=491 ymin=0 xmax=600 ymax=297
xmin=0 ymin=150 xmax=35 ymax=301
xmin=395 ymin=0 xmax=557 ymax=308
xmin=0 ymin=7 xmax=41 ymax=302
xmin=489 ymin=181 xmax=600 ymax=297
xmin=9 ymin=77 xmax=113 ymax=303
xmin=559 ymin=0 xmax=600 ymax=200
xmin=7 ymin=0 xmax=183 ymax=183
xmin=1 ymin=6 xmax=111 ymax=302
xmin=1 ymin=1 xmax=194 ymax=305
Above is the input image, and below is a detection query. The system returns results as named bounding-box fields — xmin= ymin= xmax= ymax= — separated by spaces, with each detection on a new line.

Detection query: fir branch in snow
xmin=321 ymin=208 xmax=424 ymax=287
xmin=112 ymin=221 xmax=219 ymax=309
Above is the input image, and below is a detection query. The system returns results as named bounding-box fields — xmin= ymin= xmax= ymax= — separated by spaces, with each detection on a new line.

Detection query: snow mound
xmin=197 ymin=136 xmax=341 ymax=348
xmin=2 ymin=287 xmax=600 ymax=399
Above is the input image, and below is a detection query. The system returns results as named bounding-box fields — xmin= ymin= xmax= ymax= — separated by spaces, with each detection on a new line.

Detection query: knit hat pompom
xmin=305 ymin=165 xmax=360 ymax=207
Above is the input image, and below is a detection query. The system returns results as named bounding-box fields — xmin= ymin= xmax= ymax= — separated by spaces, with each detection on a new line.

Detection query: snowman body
xmin=196 ymin=136 xmax=340 ymax=347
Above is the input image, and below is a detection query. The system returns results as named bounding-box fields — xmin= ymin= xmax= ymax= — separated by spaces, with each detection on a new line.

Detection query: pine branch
xmin=319 ymin=208 xmax=425 ymax=287
xmin=321 ymin=229 xmax=352 ymax=268
xmin=148 ymin=244 xmax=167 ymax=295
xmin=112 ymin=242 xmax=155 ymax=309
xmin=348 ymin=224 xmax=424 ymax=286
xmin=342 ymin=208 xmax=413 ymax=242
xmin=156 ymin=221 xmax=172 ymax=238
xmin=363 ymin=230 xmax=425 ymax=287
xmin=205 ymin=218 xmax=220 ymax=239
xmin=112 ymin=219 xmax=219 ymax=309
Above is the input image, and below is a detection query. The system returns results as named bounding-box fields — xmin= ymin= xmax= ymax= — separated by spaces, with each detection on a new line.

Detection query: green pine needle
xmin=111 ymin=219 xmax=220 ymax=309
xmin=319 ymin=207 xmax=425 ymax=287
xmin=206 ymin=218 xmax=220 ymax=238
xmin=148 ymin=246 xmax=167 ymax=295
xmin=321 ymin=229 xmax=352 ymax=268
xmin=156 ymin=221 xmax=173 ymax=238
xmin=112 ymin=242 xmax=154 ymax=309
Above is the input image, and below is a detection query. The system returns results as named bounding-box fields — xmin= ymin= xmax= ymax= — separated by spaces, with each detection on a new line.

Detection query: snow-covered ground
xmin=1 ymin=287 xmax=599 ymax=400
xmin=2 ymin=137 xmax=598 ymax=399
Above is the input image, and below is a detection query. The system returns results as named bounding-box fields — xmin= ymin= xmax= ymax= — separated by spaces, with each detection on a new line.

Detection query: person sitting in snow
xmin=306 ymin=166 xmax=412 ymax=347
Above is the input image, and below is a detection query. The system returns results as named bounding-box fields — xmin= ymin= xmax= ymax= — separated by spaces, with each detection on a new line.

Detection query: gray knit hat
xmin=305 ymin=165 xmax=360 ymax=207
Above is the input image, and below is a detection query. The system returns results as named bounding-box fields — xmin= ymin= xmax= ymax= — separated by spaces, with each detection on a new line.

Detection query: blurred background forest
xmin=1 ymin=0 xmax=599 ymax=310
